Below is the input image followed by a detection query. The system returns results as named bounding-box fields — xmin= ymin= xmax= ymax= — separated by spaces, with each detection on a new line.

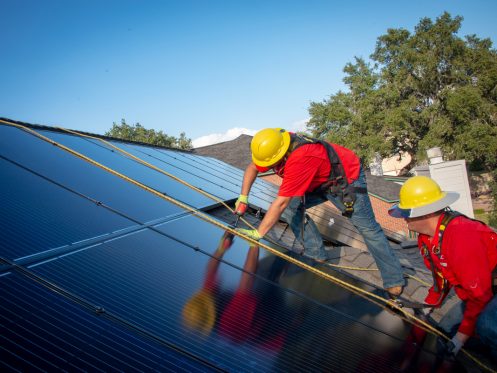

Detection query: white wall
xmin=429 ymin=160 xmax=474 ymax=218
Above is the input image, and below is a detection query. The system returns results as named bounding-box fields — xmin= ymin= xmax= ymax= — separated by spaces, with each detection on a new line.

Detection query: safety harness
xmin=288 ymin=134 xmax=367 ymax=217
xmin=421 ymin=211 xmax=497 ymax=304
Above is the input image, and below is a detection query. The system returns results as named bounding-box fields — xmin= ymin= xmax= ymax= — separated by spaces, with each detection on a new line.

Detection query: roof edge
xmin=0 ymin=117 xmax=193 ymax=153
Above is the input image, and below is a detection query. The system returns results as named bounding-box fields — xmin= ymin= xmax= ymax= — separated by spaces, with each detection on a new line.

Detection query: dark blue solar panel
xmin=0 ymin=124 xmax=183 ymax=223
xmin=0 ymin=271 xmax=213 ymax=372
xmin=0 ymin=157 xmax=135 ymax=260
xmin=110 ymin=142 xmax=237 ymax=201
xmin=148 ymin=147 xmax=279 ymax=208
xmin=174 ymin=151 xmax=278 ymax=207
xmin=27 ymin=216 xmax=436 ymax=371
xmin=0 ymin=122 xmax=445 ymax=372
xmin=36 ymin=129 xmax=214 ymax=209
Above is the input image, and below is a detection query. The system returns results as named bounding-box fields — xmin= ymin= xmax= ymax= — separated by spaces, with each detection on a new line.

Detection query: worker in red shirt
xmin=389 ymin=176 xmax=497 ymax=358
xmin=234 ymin=128 xmax=405 ymax=297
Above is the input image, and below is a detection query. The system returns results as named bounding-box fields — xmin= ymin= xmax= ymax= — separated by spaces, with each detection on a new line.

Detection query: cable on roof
xmin=1 ymin=118 xmax=493 ymax=372
xmin=55 ymin=127 xmax=410 ymax=274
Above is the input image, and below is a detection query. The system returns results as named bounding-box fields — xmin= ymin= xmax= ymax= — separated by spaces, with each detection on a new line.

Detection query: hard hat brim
xmin=182 ymin=290 xmax=216 ymax=335
xmin=251 ymin=129 xmax=291 ymax=168
xmin=389 ymin=191 xmax=460 ymax=218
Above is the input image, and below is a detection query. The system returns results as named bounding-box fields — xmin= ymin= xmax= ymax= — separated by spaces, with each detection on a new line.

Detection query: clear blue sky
xmin=2 ymin=0 xmax=496 ymax=145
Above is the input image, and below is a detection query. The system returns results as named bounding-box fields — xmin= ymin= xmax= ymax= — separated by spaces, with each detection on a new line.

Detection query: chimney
xmin=427 ymin=147 xmax=443 ymax=165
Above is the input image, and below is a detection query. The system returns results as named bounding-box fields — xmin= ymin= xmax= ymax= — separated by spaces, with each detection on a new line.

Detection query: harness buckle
xmin=343 ymin=200 xmax=354 ymax=218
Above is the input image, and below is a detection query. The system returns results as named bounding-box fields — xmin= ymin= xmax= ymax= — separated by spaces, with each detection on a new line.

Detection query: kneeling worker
xmin=234 ymin=128 xmax=405 ymax=297
xmin=389 ymin=176 xmax=497 ymax=358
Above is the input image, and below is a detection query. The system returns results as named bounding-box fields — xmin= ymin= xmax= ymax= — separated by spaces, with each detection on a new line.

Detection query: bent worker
xmin=389 ymin=176 xmax=497 ymax=358
xmin=235 ymin=128 xmax=405 ymax=297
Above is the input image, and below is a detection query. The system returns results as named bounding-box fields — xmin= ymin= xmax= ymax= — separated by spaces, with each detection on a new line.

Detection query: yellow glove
xmin=235 ymin=228 xmax=262 ymax=241
xmin=234 ymin=194 xmax=248 ymax=216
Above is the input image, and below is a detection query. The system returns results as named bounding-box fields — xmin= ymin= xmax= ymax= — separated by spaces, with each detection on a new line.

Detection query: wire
xmin=1 ymin=118 xmax=493 ymax=372
xmin=54 ymin=127 xmax=428 ymax=278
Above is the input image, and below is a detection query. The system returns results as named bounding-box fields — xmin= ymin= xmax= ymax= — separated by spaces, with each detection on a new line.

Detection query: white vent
xmin=427 ymin=147 xmax=443 ymax=165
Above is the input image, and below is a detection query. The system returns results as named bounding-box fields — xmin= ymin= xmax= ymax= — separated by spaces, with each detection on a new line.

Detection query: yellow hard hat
xmin=389 ymin=176 xmax=459 ymax=218
xmin=182 ymin=290 xmax=216 ymax=336
xmin=251 ymin=128 xmax=291 ymax=167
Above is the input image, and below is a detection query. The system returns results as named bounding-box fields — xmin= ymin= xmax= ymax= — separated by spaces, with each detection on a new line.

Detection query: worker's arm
xmin=235 ymin=163 xmax=260 ymax=216
xmin=256 ymin=195 xmax=292 ymax=237
xmin=241 ymin=162 xmax=259 ymax=196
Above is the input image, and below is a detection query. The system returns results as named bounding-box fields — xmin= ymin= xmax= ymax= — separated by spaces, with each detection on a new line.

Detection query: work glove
xmin=234 ymin=194 xmax=248 ymax=216
xmin=446 ymin=335 xmax=464 ymax=356
xmin=235 ymin=228 xmax=262 ymax=241
xmin=438 ymin=335 xmax=464 ymax=359
xmin=415 ymin=306 xmax=434 ymax=321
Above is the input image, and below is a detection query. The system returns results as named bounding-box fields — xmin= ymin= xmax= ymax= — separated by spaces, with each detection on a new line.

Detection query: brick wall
xmin=369 ymin=197 xmax=409 ymax=236
xmin=260 ymin=174 xmax=409 ymax=236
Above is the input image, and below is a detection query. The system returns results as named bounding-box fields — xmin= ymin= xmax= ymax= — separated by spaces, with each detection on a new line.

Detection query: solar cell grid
xmin=0 ymin=156 xmax=135 ymax=260
xmin=37 ymin=129 xmax=214 ymax=209
xmin=0 ymin=120 xmax=452 ymax=372
xmin=0 ymin=272 xmax=214 ymax=372
xmin=0 ymin=125 xmax=184 ymax=223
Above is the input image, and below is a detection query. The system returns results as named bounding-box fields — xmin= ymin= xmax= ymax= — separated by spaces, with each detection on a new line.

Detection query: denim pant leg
xmin=280 ymin=195 xmax=328 ymax=261
xmin=326 ymin=168 xmax=405 ymax=288
xmin=476 ymin=295 xmax=497 ymax=359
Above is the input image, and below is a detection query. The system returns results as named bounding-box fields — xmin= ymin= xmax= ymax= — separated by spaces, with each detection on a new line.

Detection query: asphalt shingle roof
xmin=194 ymin=134 xmax=253 ymax=171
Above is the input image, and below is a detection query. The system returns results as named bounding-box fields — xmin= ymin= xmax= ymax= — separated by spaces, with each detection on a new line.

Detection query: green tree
xmin=105 ymin=119 xmax=192 ymax=150
xmin=307 ymin=12 xmax=497 ymax=225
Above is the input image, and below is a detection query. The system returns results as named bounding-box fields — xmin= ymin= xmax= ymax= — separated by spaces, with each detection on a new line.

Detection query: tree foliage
xmin=105 ymin=119 xmax=192 ymax=150
xmin=308 ymin=12 xmax=497 ymax=167
xmin=307 ymin=12 xmax=497 ymax=224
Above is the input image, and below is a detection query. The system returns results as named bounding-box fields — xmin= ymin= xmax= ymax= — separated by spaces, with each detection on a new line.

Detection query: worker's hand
xmin=217 ymin=232 xmax=235 ymax=252
xmin=438 ymin=333 xmax=467 ymax=358
xmin=415 ymin=306 xmax=434 ymax=321
xmin=447 ymin=335 xmax=464 ymax=356
xmin=235 ymin=228 xmax=262 ymax=241
xmin=234 ymin=194 xmax=248 ymax=216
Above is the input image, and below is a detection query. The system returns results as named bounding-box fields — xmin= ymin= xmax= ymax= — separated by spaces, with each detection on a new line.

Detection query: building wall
xmin=369 ymin=197 xmax=409 ymax=236
xmin=260 ymin=174 xmax=409 ymax=236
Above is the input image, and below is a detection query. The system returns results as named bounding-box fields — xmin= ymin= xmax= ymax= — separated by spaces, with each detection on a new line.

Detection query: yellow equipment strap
xmin=0 ymin=119 xmax=493 ymax=372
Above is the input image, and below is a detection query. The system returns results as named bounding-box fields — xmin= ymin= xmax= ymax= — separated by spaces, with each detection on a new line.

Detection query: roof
xmin=194 ymin=134 xmax=253 ymax=170
xmin=195 ymin=134 xmax=401 ymax=202
xmin=364 ymin=171 xmax=401 ymax=202
xmin=1 ymin=118 xmax=493 ymax=371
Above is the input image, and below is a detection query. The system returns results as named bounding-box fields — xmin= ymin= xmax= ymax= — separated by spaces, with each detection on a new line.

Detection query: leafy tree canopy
xmin=308 ymin=12 xmax=497 ymax=169
xmin=105 ymin=119 xmax=192 ymax=150
xmin=307 ymin=12 xmax=497 ymax=225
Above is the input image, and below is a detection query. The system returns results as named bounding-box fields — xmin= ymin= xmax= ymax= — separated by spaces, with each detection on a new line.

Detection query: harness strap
xmin=289 ymin=134 xmax=365 ymax=217
xmin=428 ymin=211 xmax=497 ymax=299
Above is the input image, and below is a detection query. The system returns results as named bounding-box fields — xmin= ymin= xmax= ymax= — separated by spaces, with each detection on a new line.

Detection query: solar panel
xmin=0 ymin=120 xmax=465 ymax=371
xmin=0 ymin=125 xmax=184 ymax=223
xmin=37 ymin=130 xmax=215 ymax=209
xmin=0 ymin=156 xmax=135 ymax=260
xmin=0 ymin=271 xmax=215 ymax=372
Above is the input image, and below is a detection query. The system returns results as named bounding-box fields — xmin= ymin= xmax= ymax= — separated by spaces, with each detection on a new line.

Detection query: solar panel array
xmin=1 ymin=120 xmax=439 ymax=371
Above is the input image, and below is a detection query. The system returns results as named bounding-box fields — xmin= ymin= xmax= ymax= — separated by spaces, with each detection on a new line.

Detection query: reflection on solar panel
xmin=1 ymin=119 xmax=483 ymax=372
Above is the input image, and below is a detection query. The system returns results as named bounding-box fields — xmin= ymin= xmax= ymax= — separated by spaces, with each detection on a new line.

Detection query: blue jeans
xmin=281 ymin=168 xmax=405 ymax=289
xmin=476 ymin=295 xmax=497 ymax=358
xmin=439 ymin=295 xmax=497 ymax=359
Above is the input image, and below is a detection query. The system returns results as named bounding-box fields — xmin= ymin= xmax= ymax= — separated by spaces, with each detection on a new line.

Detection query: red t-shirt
xmin=256 ymin=142 xmax=360 ymax=197
xmin=418 ymin=214 xmax=497 ymax=336
xmin=218 ymin=290 xmax=258 ymax=343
